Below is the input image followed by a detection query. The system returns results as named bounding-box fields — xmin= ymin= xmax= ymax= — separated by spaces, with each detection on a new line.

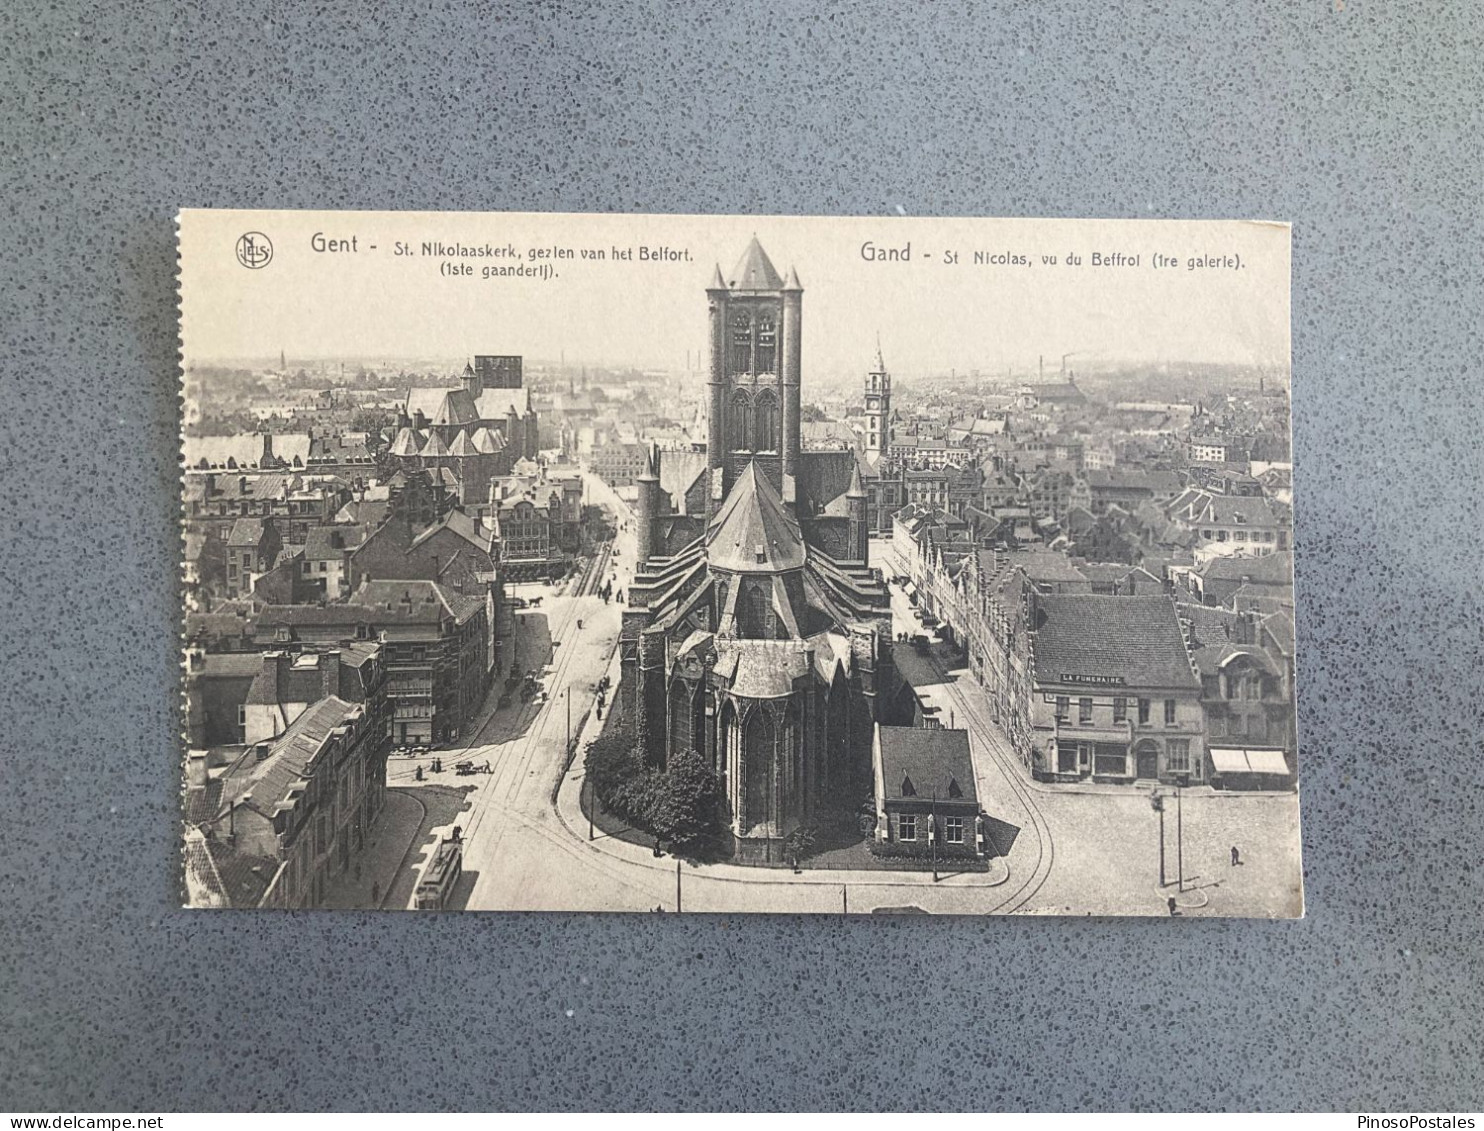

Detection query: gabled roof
xmin=876 ymin=727 xmax=977 ymax=804
xmin=218 ymin=696 xmax=361 ymax=820
xmin=226 ymin=517 xmax=267 ymax=546
xmin=1032 ymin=594 xmax=1199 ymax=690
xmin=707 ymin=462 xmax=805 ymax=573
xmin=405 ymin=387 xmax=479 ymax=427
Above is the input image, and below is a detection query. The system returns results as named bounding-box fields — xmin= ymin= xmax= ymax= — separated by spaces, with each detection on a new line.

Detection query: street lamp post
xmin=1176 ymin=785 xmax=1184 ymax=894
xmin=676 ymin=859 xmax=682 ymax=913
xmin=1151 ymin=787 xmax=1185 ymax=892
xmin=1151 ymin=793 xmax=1167 ymax=887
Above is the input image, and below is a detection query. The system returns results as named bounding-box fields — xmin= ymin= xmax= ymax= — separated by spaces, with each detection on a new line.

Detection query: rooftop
xmin=1032 ymin=594 xmax=1200 ymax=690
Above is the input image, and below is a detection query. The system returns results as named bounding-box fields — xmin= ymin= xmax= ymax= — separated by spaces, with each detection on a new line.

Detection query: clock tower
xmin=864 ymin=339 xmax=892 ymax=457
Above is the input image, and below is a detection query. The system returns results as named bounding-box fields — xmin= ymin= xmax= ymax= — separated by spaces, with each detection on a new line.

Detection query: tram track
xmin=876 ymin=541 xmax=1056 ymax=915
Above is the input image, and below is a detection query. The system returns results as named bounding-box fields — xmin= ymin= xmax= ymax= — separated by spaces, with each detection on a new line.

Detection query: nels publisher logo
xmin=235 ymin=231 xmax=273 ymax=269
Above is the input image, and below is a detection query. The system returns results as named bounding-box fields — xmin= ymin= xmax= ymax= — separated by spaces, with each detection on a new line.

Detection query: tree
xmin=647 ymin=748 xmax=721 ymax=848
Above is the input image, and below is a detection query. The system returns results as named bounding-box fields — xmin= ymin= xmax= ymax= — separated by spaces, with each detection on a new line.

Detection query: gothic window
xmin=730 ymin=312 xmax=753 ymax=373
xmin=744 ymin=709 xmax=776 ymax=833
xmin=756 ymin=316 xmax=776 ymax=373
xmin=744 ymin=585 xmax=771 ymax=638
xmin=753 ymin=391 xmax=778 ymax=452
xmin=668 ymin=680 xmax=693 ymax=758
xmin=730 ymin=390 xmax=752 ymax=451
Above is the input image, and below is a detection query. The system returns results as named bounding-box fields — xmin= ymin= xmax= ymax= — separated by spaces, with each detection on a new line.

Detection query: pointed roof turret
xmin=873 ymin=332 xmax=886 ymax=373
xmin=470 ymin=426 xmax=503 ymax=454
xmin=419 ymin=431 xmax=450 ymax=458
xmin=447 ymin=429 xmax=478 ymax=457
xmin=389 ymin=427 xmax=421 ymax=457
xmin=707 ymin=461 xmax=805 ymax=573
xmin=846 ymin=460 xmax=866 ymax=498
xmin=783 ymin=265 xmax=803 ymax=291
xmin=709 ymin=263 xmax=727 ymax=291
xmin=637 ymin=443 xmax=659 ymax=482
xmin=728 ymin=236 xmax=784 ymax=291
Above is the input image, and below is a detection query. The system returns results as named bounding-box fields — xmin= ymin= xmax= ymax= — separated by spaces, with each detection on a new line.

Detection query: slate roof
xmin=1200 ymin=550 xmax=1294 ymax=586
xmin=1001 ymin=549 xmax=1089 ymax=586
xmin=707 ymin=461 xmax=806 ymax=573
xmin=727 ymin=236 xmax=785 ymax=291
xmin=725 ymin=641 xmax=810 ymax=699
xmin=473 ymin=387 xmax=532 ymax=420
xmin=218 ymin=696 xmax=361 ymax=820
xmin=226 ymin=517 xmax=267 ymax=546
xmin=1031 ymin=594 xmax=1200 ymax=690
xmin=182 ymin=434 xmax=312 ymax=470
xmin=877 ymin=727 xmax=977 ymax=805
xmin=405 ymin=387 xmax=479 ymax=427
xmin=389 ymin=427 xmax=423 ymax=457
xmin=303 ymin=524 xmax=367 ymax=560
xmin=446 ymin=429 xmax=478 ymax=457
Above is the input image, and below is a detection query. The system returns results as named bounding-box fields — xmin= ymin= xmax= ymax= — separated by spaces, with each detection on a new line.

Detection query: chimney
xmin=254 ymin=742 xmax=272 ymax=763
xmin=260 ymin=650 xmax=287 ymax=705
xmin=322 ymin=650 xmax=340 ymax=699
xmin=186 ymin=749 xmax=209 ymax=790
xmin=203 ymin=473 xmax=216 ymax=497
xmin=261 ymin=433 xmax=275 ymax=464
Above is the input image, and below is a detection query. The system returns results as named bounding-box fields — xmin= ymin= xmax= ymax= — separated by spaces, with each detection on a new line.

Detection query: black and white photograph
xmin=178 ymin=210 xmax=1301 ymax=916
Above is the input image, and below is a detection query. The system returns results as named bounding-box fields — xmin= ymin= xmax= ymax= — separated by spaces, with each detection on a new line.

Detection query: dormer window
xmin=900 ymin=774 xmax=916 ymax=797
xmin=948 ymin=776 xmax=963 ymax=799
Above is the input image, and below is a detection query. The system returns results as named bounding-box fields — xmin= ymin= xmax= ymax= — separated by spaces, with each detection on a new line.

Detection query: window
xmin=756 ymin=316 xmax=777 ymax=372
xmin=1245 ymin=675 xmax=1261 ymax=700
xmin=1217 ymin=530 xmax=1229 ymax=542
xmin=898 ymin=814 xmax=917 ymax=841
xmin=1079 ymin=697 xmax=1093 ymax=724
xmin=1167 ymin=739 xmax=1190 ymax=772
xmin=1055 ymin=695 xmax=1069 ymax=720
xmin=1113 ymin=697 xmax=1127 ymax=723
xmin=730 ymin=312 xmax=752 ymax=372
xmin=945 ymin=816 xmax=965 ymax=844
xmin=1138 ymin=698 xmax=1151 ymax=724
xmin=1235 ymin=530 xmax=1248 ymax=542
xmin=1164 ymin=699 xmax=1177 ymax=725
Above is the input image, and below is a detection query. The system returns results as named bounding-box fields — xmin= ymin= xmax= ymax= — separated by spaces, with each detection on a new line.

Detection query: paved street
xmin=872 ymin=536 xmax=1305 ymax=918
xmin=378 ymin=507 xmax=1299 ymax=916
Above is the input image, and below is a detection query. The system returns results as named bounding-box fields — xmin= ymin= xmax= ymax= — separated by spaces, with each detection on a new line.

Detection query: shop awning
xmin=1244 ymin=748 xmax=1291 ymax=775
xmin=1210 ymin=747 xmax=1290 ymax=775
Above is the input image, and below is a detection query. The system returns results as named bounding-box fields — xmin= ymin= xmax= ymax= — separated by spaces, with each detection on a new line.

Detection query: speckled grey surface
xmin=3 ymin=0 xmax=1482 ymax=1112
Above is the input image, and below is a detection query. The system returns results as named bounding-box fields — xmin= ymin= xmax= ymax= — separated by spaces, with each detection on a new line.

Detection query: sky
xmin=179 ymin=210 xmax=1291 ymax=379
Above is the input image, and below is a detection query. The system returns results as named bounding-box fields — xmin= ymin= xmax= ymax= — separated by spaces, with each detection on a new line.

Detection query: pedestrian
xmin=1167 ymin=896 xmax=1178 ymax=917
xmin=1231 ymin=846 xmax=1242 ymax=867
xmin=371 ymin=881 xmax=381 ymax=906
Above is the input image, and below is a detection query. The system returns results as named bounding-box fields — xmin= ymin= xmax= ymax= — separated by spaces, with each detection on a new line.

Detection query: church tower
xmin=706 ymin=238 xmax=803 ymax=508
xmin=864 ymin=339 xmax=892 ymax=457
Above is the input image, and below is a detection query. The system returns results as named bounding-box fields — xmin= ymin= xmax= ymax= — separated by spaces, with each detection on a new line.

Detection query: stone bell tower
xmin=706 ymin=237 xmax=803 ymax=508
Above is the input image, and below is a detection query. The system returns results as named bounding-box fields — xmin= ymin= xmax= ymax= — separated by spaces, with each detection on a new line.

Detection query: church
xmin=619 ymin=238 xmax=895 ymax=861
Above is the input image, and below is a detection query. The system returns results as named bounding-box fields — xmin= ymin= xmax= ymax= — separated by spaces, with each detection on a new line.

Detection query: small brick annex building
xmin=620 ymin=238 xmax=894 ymax=861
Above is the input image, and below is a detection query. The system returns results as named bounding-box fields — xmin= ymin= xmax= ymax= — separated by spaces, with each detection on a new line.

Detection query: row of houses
xmin=895 ymin=507 xmax=1297 ymax=790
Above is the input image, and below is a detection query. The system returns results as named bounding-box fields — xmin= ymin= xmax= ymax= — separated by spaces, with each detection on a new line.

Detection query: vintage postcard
xmin=178 ymin=210 xmax=1301 ymax=916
